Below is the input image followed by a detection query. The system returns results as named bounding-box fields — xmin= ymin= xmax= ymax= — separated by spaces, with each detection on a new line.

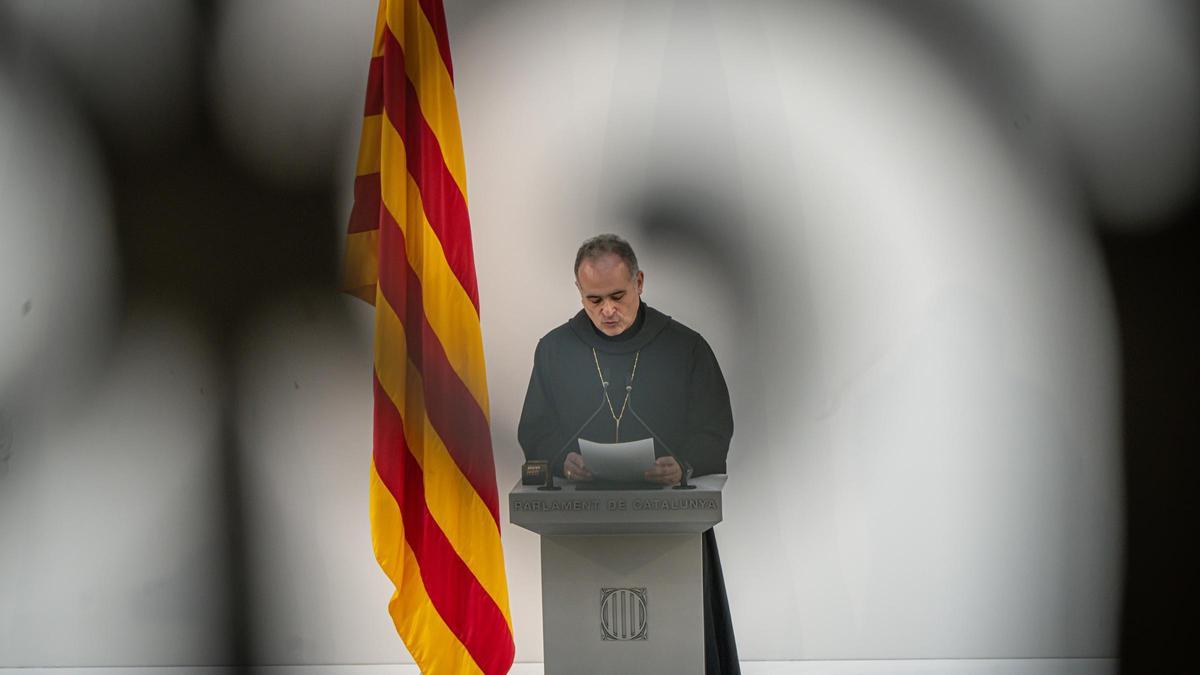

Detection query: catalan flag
xmin=342 ymin=0 xmax=515 ymax=672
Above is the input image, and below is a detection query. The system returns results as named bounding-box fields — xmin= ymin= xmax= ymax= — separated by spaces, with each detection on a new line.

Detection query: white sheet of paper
xmin=578 ymin=437 xmax=656 ymax=482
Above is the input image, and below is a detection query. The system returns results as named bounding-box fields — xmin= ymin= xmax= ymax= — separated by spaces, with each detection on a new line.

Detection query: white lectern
xmin=509 ymin=475 xmax=726 ymax=675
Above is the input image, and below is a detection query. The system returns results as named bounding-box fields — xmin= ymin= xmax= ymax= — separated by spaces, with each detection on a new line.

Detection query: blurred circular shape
xmin=234 ymin=292 xmax=404 ymax=664
xmin=0 ymin=65 xmax=118 ymax=409
xmin=210 ymin=0 xmax=378 ymax=187
xmin=0 ymin=308 xmax=227 ymax=665
xmin=453 ymin=0 xmax=1122 ymax=661
xmin=3 ymin=0 xmax=199 ymax=154
xmin=1016 ymin=0 xmax=1200 ymax=230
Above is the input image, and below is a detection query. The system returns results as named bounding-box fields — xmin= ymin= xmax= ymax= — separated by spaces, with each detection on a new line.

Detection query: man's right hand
xmin=562 ymin=452 xmax=594 ymax=481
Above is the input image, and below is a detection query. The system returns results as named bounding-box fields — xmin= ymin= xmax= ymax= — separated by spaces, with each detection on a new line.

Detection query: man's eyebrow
xmin=586 ymin=290 xmax=625 ymax=299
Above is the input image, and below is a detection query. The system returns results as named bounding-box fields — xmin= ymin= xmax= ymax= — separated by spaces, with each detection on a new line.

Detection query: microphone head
xmin=602 ymin=380 xmax=609 ymax=389
xmin=625 ymin=385 xmax=633 ymax=392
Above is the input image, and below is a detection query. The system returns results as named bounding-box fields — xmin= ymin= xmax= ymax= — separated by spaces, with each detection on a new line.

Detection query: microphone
xmin=625 ymin=381 xmax=696 ymax=490
xmin=539 ymin=380 xmax=609 ymax=491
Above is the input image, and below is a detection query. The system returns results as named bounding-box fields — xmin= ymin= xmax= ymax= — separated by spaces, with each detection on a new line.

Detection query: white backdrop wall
xmin=463 ymin=0 xmax=1124 ymax=662
xmin=9 ymin=0 xmax=1198 ymax=670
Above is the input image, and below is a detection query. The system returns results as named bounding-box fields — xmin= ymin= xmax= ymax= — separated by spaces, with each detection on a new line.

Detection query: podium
xmin=510 ymin=475 xmax=726 ymax=674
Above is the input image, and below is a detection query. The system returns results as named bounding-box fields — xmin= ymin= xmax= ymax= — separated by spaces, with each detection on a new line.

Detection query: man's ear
xmin=636 ymin=270 xmax=644 ymax=294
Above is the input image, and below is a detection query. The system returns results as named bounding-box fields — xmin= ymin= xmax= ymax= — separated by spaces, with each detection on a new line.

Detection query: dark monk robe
xmin=518 ymin=301 xmax=740 ymax=674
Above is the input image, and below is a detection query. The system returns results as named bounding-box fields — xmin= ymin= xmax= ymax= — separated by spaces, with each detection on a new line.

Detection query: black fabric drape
xmin=704 ymin=528 xmax=740 ymax=674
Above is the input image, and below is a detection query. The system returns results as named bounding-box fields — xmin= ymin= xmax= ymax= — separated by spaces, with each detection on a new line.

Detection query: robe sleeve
xmin=517 ymin=338 xmax=572 ymax=477
xmin=684 ymin=336 xmax=734 ymax=476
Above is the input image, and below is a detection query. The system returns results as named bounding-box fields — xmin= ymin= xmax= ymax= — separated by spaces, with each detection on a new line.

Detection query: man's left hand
xmin=644 ymin=456 xmax=682 ymax=485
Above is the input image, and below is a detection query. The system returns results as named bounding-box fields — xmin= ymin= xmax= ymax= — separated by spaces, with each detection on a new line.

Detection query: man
xmin=518 ymin=233 xmax=739 ymax=674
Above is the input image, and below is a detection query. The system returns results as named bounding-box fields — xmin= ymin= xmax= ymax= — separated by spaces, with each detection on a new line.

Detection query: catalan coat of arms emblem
xmin=600 ymin=587 xmax=648 ymax=641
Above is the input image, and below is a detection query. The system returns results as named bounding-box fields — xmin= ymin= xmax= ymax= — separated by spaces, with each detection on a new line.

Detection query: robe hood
xmin=567 ymin=303 xmax=672 ymax=354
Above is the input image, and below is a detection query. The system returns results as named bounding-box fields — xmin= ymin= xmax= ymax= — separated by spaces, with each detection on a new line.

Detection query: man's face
xmin=576 ymin=254 xmax=644 ymax=336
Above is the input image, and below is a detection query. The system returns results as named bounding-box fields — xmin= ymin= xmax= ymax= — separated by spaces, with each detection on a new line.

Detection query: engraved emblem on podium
xmin=600 ymin=587 xmax=647 ymax=641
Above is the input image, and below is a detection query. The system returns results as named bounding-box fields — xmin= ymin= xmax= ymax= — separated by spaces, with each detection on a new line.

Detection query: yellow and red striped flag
xmin=342 ymin=0 xmax=515 ymax=672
